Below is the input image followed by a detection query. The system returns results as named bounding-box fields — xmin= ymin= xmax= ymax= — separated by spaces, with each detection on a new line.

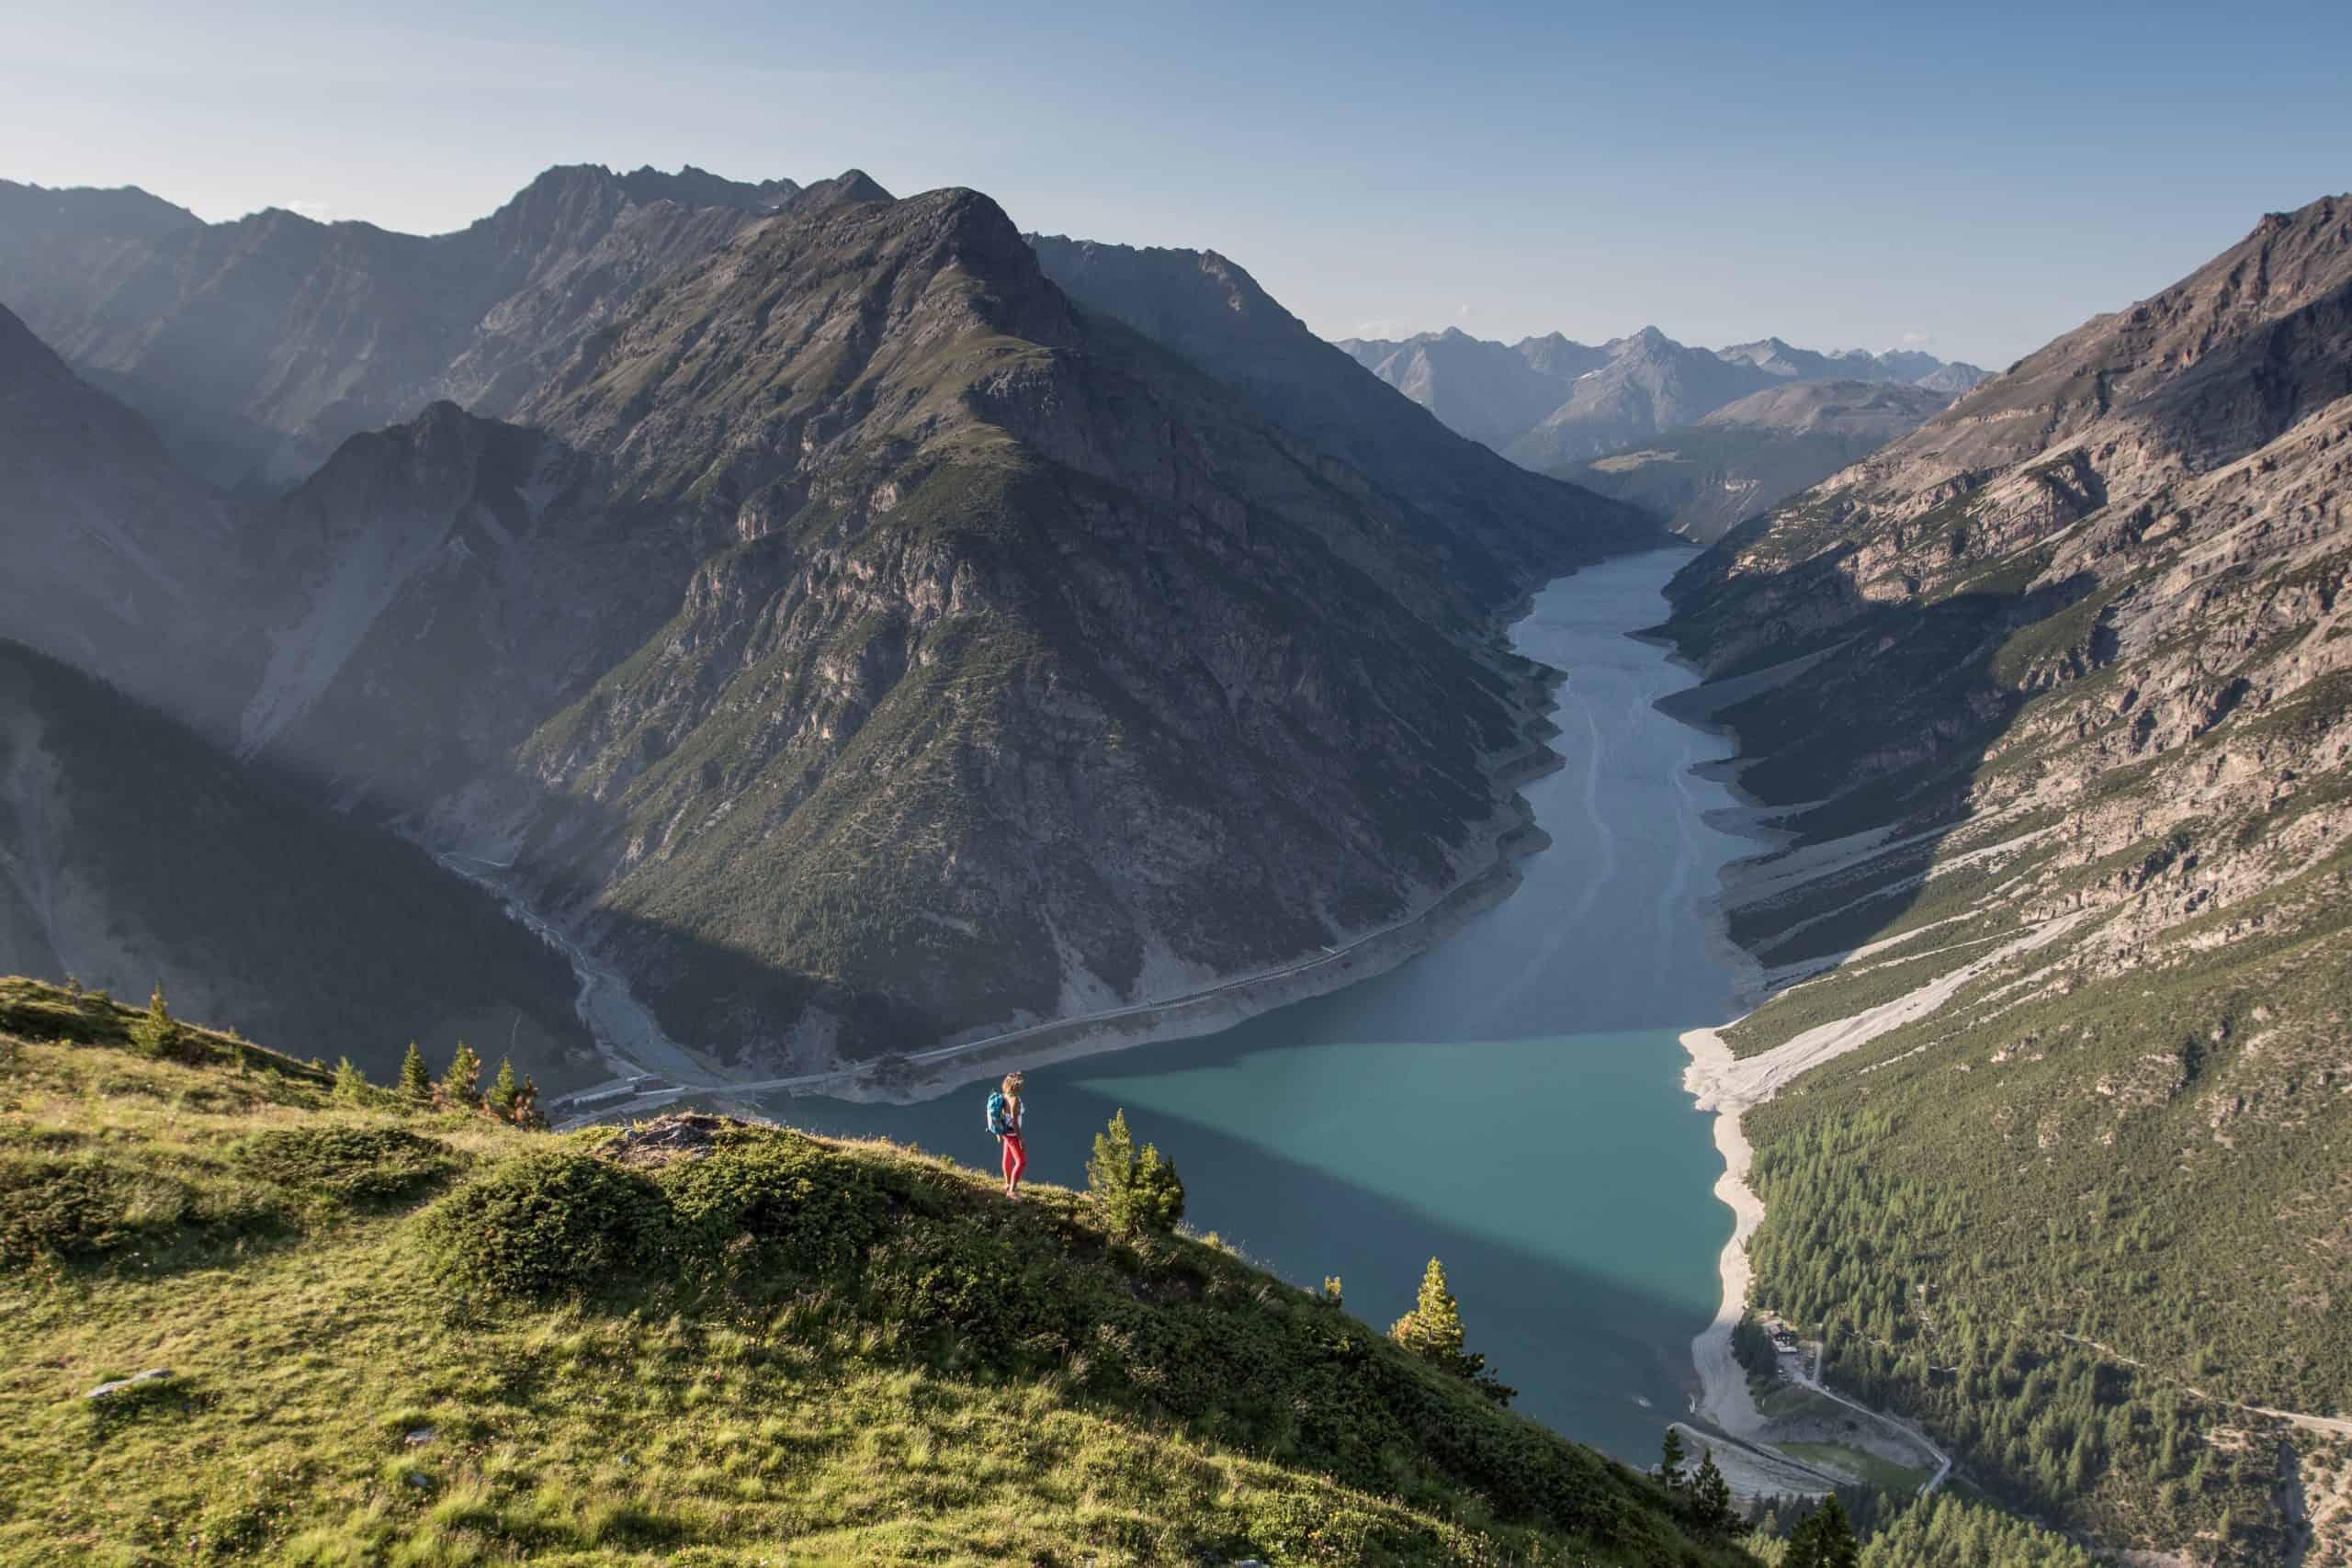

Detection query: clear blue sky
xmin=8 ymin=0 xmax=2347 ymax=367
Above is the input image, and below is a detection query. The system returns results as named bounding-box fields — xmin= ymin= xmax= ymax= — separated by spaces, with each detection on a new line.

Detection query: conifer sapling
xmin=1086 ymin=1109 xmax=1187 ymax=1238
xmin=129 ymin=982 xmax=184 ymax=1062
xmin=398 ymin=1042 xmax=432 ymax=1103
xmin=1691 ymin=1446 xmax=1735 ymax=1533
xmin=1389 ymin=1258 xmax=1516 ymax=1405
xmin=487 ymin=1055 xmax=522 ymax=1120
xmin=438 ymin=1042 xmax=482 ymax=1107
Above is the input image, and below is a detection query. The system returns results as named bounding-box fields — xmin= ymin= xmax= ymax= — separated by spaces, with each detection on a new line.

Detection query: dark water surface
xmin=772 ymin=548 xmax=1752 ymax=1463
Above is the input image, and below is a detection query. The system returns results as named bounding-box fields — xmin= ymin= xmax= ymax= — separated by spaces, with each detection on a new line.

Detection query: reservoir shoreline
xmin=557 ymin=570 xmax=1586 ymax=1119
xmin=754 ymin=547 xmax=1757 ymax=1466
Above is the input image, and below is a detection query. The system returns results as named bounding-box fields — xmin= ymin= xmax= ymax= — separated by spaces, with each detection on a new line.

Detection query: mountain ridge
xmin=1334 ymin=322 xmax=1987 ymax=468
xmin=0 ymin=163 xmax=821 ymax=485
xmin=1658 ymin=190 xmax=2352 ymax=1562
xmin=28 ymin=181 xmax=1644 ymax=1077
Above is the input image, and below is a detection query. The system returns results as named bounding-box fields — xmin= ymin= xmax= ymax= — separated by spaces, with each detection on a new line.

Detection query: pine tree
xmin=1132 ymin=1138 xmax=1185 ymax=1232
xmin=1086 ymin=1109 xmax=1186 ymax=1238
xmin=1786 ymin=1495 xmax=1860 ymax=1568
xmin=1087 ymin=1107 xmax=1136 ymax=1205
xmin=1658 ymin=1424 xmax=1687 ymax=1488
xmin=486 ymin=1055 xmax=522 ymax=1121
xmin=398 ymin=1042 xmax=432 ymax=1103
xmin=1389 ymin=1258 xmax=1517 ymax=1405
xmin=1691 ymin=1447 xmax=1736 ymax=1534
xmin=513 ymin=1076 xmax=547 ymax=1131
xmin=129 ymin=982 xmax=185 ymax=1062
xmin=332 ymin=1056 xmax=368 ymax=1103
xmin=438 ymin=1042 xmax=482 ymax=1107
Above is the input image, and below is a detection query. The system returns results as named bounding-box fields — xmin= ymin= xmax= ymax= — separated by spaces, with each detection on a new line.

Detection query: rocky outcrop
xmin=486 ymin=190 xmax=1585 ymax=1063
xmin=1027 ymin=234 xmax=1655 ymax=623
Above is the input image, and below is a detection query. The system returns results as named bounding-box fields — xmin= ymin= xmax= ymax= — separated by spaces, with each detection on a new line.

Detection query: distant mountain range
xmin=0 ymin=165 xmax=1649 ymax=1081
xmin=0 ymin=165 xmax=850 ymax=488
xmin=1557 ymin=378 xmax=1952 ymax=542
xmin=1335 ymin=324 xmax=1988 ymax=468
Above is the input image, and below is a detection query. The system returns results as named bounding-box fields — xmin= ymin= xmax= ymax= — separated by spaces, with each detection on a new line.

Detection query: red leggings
xmin=1000 ymin=1134 xmax=1026 ymax=1187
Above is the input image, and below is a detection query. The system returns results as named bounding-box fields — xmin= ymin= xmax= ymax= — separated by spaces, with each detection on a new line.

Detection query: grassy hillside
xmin=0 ymin=977 xmax=1753 ymax=1566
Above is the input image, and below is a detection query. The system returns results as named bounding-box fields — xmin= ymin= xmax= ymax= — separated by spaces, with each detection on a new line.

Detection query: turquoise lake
xmin=772 ymin=547 xmax=1753 ymax=1464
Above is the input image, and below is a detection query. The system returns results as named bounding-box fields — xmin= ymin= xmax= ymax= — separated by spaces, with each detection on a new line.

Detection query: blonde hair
xmin=1001 ymin=1073 xmax=1024 ymax=1095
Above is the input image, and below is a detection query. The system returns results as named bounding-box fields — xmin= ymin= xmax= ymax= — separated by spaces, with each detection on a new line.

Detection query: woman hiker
xmin=987 ymin=1072 xmax=1027 ymax=1199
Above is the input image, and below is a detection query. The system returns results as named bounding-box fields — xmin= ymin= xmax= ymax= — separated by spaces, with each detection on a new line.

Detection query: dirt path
xmin=2060 ymin=1333 xmax=2352 ymax=1439
xmin=1792 ymin=1348 xmax=1953 ymax=1495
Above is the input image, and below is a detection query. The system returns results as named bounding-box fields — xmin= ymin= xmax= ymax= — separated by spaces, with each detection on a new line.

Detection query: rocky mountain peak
xmin=1850 ymin=191 xmax=2352 ymax=500
xmin=518 ymin=182 xmax=1080 ymax=495
xmin=791 ymin=168 xmax=897 ymax=212
xmin=616 ymin=163 xmax=800 ymax=210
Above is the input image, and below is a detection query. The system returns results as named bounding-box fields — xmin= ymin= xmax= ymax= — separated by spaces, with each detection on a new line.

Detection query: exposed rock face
xmin=1700 ymin=378 xmax=1954 ymax=438
xmin=1510 ymin=326 xmax=1795 ymax=468
xmin=0 ymin=164 xmax=818 ymax=486
xmin=1663 ymin=194 xmax=2352 ymax=1555
xmin=205 ymin=188 xmax=1645 ymax=1070
xmin=0 ymin=179 xmax=199 ymax=324
xmin=1559 ymin=379 xmax=1951 ymax=543
xmin=1334 ymin=323 xmax=1984 ymax=468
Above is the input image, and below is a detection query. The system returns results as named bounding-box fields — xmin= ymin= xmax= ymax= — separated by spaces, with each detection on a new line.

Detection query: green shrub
xmin=865 ymin=1217 xmax=1068 ymax=1347
xmin=234 ymin=1126 xmax=458 ymax=1205
xmin=0 ymin=1157 xmax=186 ymax=1263
xmin=0 ymin=1156 xmax=282 ymax=1267
xmin=417 ymin=1151 xmax=671 ymax=1298
xmin=1086 ymin=1109 xmax=1186 ymax=1239
xmin=129 ymin=983 xmax=201 ymax=1065
xmin=656 ymin=1130 xmax=887 ymax=1278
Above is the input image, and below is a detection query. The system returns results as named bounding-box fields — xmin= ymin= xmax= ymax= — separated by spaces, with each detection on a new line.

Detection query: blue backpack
xmin=986 ymin=1090 xmax=1011 ymax=1135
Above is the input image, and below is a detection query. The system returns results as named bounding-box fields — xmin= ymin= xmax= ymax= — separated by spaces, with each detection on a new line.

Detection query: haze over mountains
xmin=0 ymin=164 xmax=851 ymax=488
xmin=0 ymin=163 xmax=1649 ymax=1081
xmin=1560 ymin=378 xmax=1954 ymax=542
xmin=1335 ymin=323 xmax=1988 ymax=468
